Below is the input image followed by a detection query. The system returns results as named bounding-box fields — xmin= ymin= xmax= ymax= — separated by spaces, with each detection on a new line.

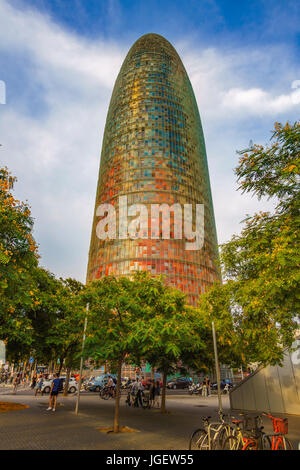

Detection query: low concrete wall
xmin=230 ymin=338 xmax=300 ymax=416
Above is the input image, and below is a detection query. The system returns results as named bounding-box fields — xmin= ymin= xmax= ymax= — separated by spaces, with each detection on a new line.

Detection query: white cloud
xmin=180 ymin=45 xmax=300 ymax=121
xmin=178 ymin=43 xmax=299 ymax=245
xmin=222 ymin=87 xmax=300 ymax=115
xmin=0 ymin=0 xmax=298 ymax=280
xmin=0 ymin=0 xmax=124 ymax=88
xmin=0 ymin=0 xmax=124 ymax=280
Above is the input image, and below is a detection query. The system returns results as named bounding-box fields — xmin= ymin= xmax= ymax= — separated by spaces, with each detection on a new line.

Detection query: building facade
xmin=87 ymin=33 xmax=220 ymax=305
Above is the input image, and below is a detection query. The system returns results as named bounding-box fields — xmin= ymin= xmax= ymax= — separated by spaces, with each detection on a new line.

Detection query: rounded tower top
xmin=123 ymin=33 xmax=183 ymax=68
xmin=129 ymin=33 xmax=176 ymax=51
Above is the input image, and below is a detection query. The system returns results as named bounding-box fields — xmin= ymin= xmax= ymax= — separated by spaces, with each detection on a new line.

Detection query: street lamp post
xmin=212 ymin=321 xmax=223 ymax=414
xmin=75 ymin=304 xmax=89 ymax=415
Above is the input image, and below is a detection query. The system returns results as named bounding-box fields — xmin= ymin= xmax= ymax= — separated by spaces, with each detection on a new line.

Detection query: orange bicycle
xmin=223 ymin=414 xmax=268 ymax=450
xmin=223 ymin=412 xmax=293 ymax=450
xmin=262 ymin=413 xmax=293 ymax=450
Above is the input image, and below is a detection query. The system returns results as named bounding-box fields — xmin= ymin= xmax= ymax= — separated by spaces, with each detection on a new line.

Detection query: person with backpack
xmin=47 ymin=374 xmax=61 ymax=412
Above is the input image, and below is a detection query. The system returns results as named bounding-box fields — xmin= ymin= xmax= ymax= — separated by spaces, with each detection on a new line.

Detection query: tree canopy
xmin=0 ymin=167 xmax=38 ymax=353
xmin=202 ymin=121 xmax=300 ymax=366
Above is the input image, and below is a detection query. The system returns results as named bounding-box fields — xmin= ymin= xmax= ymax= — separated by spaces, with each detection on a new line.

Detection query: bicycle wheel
xmin=275 ymin=436 xmax=293 ymax=450
xmin=100 ymin=390 xmax=109 ymax=400
xmin=284 ymin=438 xmax=293 ymax=450
xmin=216 ymin=427 xmax=231 ymax=450
xmin=189 ymin=429 xmax=209 ymax=450
xmin=243 ymin=439 xmax=258 ymax=450
xmin=261 ymin=435 xmax=273 ymax=450
xmin=142 ymin=399 xmax=150 ymax=409
xmin=222 ymin=435 xmax=241 ymax=450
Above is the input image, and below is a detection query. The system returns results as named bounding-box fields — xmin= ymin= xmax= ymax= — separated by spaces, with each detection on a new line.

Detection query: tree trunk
xmin=58 ymin=357 xmax=64 ymax=376
xmin=22 ymin=361 xmax=27 ymax=379
xmin=63 ymin=367 xmax=71 ymax=396
xmin=160 ymin=368 xmax=168 ymax=413
xmin=113 ymin=356 xmax=123 ymax=433
xmin=151 ymin=366 xmax=155 ymax=381
xmin=10 ymin=363 xmax=14 ymax=381
xmin=31 ymin=362 xmax=36 ymax=380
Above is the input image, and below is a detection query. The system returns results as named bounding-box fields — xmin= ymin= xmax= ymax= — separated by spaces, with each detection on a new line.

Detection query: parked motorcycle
xmin=188 ymin=383 xmax=202 ymax=395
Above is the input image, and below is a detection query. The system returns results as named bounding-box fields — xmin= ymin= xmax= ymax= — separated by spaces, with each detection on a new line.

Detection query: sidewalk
xmin=0 ymin=385 xmax=31 ymax=395
xmin=0 ymin=392 xmax=299 ymax=450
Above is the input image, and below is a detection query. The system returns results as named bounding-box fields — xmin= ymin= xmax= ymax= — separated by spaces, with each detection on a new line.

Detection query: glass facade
xmin=87 ymin=34 xmax=220 ymax=305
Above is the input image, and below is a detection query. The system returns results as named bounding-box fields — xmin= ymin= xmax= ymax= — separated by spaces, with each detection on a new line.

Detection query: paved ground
xmin=0 ymin=387 xmax=299 ymax=450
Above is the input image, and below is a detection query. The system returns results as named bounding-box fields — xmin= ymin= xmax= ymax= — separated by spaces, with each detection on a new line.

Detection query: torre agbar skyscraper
xmin=87 ymin=34 xmax=220 ymax=305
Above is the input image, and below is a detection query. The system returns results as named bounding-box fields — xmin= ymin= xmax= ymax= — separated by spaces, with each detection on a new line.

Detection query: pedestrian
xmin=128 ymin=379 xmax=137 ymax=406
xmin=35 ymin=374 xmax=44 ymax=396
xmin=130 ymin=378 xmax=143 ymax=407
xmin=202 ymin=382 xmax=207 ymax=397
xmin=31 ymin=375 xmax=37 ymax=389
xmin=47 ymin=373 xmax=61 ymax=412
xmin=149 ymin=380 xmax=155 ymax=407
xmin=136 ymin=379 xmax=144 ymax=408
xmin=12 ymin=374 xmax=21 ymax=394
xmin=107 ymin=376 xmax=116 ymax=397
xmin=204 ymin=376 xmax=210 ymax=396
xmin=154 ymin=379 xmax=160 ymax=408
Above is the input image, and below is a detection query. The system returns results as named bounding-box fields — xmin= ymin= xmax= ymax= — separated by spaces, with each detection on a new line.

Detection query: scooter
xmin=188 ymin=383 xmax=202 ymax=395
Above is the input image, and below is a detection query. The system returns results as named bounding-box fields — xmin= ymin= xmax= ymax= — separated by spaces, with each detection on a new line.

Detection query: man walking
xmin=35 ymin=374 xmax=44 ymax=396
xmin=136 ymin=378 xmax=144 ymax=408
xmin=12 ymin=374 xmax=21 ymax=394
xmin=47 ymin=374 xmax=61 ymax=412
xmin=205 ymin=377 xmax=211 ymax=396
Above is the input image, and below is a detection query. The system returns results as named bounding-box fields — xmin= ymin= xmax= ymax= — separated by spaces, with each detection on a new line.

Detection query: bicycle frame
xmin=262 ymin=433 xmax=289 ymax=450
xmin=206 ymin=421 xmax=232 ymax=450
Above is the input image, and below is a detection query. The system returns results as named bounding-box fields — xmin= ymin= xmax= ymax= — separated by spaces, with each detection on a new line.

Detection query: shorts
xmin=50 ymin=390 xmax=58 ymax=396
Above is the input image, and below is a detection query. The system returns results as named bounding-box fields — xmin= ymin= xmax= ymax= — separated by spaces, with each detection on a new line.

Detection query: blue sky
xmin=0 ymin=0 xmax=299 ymax=281
xmin=9 ymin=0 xmax=300 ymax=46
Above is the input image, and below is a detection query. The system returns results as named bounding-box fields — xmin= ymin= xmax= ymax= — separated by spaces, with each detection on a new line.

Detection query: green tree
xmin=82 ymin=275 xmax=146 ymax=432
xmin=0 ymin=166 xmax=38 ymax=354
xmin=27 ymin=268 xmax=84 ymax=382
xmin=204 ymin=121 xmax=300 ymax=366
xmin=83 ymin=272 xmax=213 ymax=425
xmin=48 ymin=277 xmax=84 ymax=394
xmin=0 ymin=166 xmax=84 ymax=374
xmin=131 ymin=273 xmax=210 ymax=413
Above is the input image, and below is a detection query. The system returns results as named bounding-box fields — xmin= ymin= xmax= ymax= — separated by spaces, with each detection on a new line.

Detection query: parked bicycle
xmin=222 ymin=414 xmax=266 ymax=450
xmin=222 ymin=412 xmax=293 ymax=450
xmin=262 ymin=413 xmax=293 ymax=450
xmin=125 ymin=389 xmax=151 ymax=409
xmin=189 ymin=411 xmax=233 ymax=450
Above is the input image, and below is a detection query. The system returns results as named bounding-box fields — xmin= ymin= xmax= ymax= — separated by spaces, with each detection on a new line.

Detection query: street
xmin=0 ymin=387 xmax=299 ymax=450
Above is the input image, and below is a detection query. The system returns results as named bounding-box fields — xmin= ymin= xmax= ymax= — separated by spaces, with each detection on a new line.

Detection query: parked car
xmin=84 ymin=374 xmax=116 ymax=392
xmin=42 ymin=376 xmax=78 ymax=394
xmin=167 ymin=377 xmax=192 ymax=389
